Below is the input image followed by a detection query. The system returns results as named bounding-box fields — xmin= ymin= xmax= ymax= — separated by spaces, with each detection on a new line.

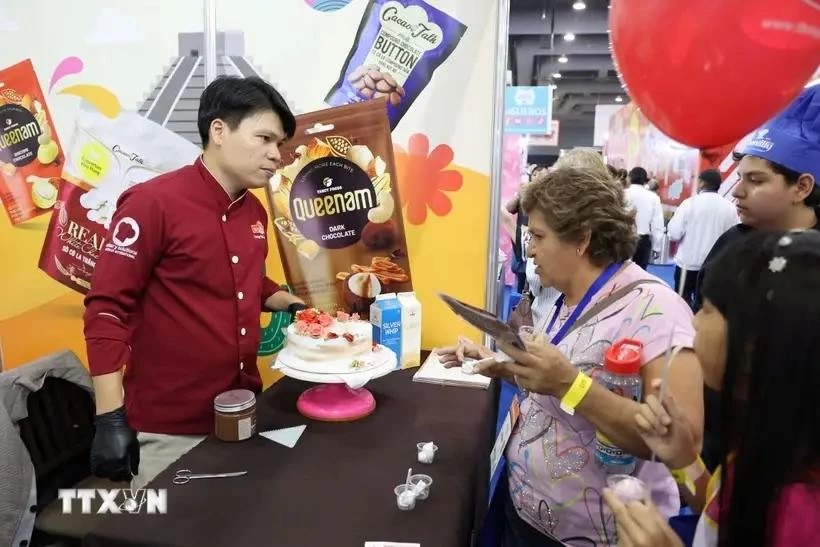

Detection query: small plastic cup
xmin=394 ymin=484 xmax=417 ymax=510
xmin=461 ymin=359 xmax=477 ymax=375
xmin=518 ymin=326 xmax=536 ymax=342
xmin=408 ymin=474 xmax=433 ymax=500
xmin=606 ymin=474 xmax=650 ymax=504
xmin=417 ymin=442 xmax=439 ymax=464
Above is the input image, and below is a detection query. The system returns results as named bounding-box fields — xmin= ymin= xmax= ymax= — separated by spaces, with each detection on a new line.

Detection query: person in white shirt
xmin=625 ymin=167 xmax=665 ymax=269
xmin=523 ymin=234 xmax=560 ymax=326
xmin=667 ymin=169 xmax=739 ymax=306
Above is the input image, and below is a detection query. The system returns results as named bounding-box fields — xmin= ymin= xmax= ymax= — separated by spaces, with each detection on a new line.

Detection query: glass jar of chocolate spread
xmin=214 ymin=389 xmax=257 ymax=442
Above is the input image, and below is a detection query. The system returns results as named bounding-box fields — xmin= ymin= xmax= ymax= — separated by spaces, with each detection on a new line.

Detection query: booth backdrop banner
xmin=604 ymin=103 xmax=700 ymax=213
xmin=527 ymin=120 xmax=560 ymax=146
xmin=500 ymin=133 xmax=527 ymax=286
xmin=0 ymin=0 xmax=498 ymax=385
xmin=503 ymin=86 xmax=552 ymax=134
xmin=604 ymin=103 xmax=747 ymax=212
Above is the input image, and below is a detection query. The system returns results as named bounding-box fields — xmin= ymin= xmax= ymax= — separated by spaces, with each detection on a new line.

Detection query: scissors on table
xmin=172 ymin=469 xmax=248 ymax=484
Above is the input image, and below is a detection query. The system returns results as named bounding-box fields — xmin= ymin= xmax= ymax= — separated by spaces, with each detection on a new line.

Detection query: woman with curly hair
xmin=440 ymin=165 xmax=702 ymax=546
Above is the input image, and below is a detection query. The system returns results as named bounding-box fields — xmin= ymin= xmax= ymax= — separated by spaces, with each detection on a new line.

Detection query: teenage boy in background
xmin=667 ymin=169 xmax=738 ymax=307
xmin=84 ymin=76 xmax=306 ymax=488
xmin=696 ymin=84 xmax=820 ymax=472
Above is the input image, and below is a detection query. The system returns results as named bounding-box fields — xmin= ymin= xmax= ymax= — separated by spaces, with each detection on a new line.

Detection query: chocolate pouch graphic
xmin=267 ymin=99 xmax=412 ymax=318
xmin=38 ymin=102 xmax=200 ymax=293
xmin=0 ymin=59 xmax=64 ymax=225
xmin=325 ymin=0 xmax=467 ymax=130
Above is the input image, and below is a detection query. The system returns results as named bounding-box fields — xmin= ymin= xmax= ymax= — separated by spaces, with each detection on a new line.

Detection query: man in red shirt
xmin=84 ymin=76 xmax=305 ymax=488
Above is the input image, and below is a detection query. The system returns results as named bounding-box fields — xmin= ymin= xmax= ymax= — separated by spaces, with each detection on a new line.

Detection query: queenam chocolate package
xmin=0 ymin=59 xmax=64 ymax=226
xmin=267 ymin=99 xmax=413 ymax=318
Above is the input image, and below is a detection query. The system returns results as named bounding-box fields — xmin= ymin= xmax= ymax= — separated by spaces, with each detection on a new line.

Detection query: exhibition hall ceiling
xmin=510 ymin=0 xmax=624 ymax=127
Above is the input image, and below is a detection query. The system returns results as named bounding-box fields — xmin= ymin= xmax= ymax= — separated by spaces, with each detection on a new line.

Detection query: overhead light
xmin=558 ymin=55 xmax=569 ymax=63
xmin=573 ymin=1 xmax=587 ymax=10
xmin=615 ymin=96 xmax=623 ymax=103
xmin=564 ymin=33 xmax=576 ymax=42
xmin=541 ymin=9 xmax=546 ymax=19
xmin=552 ymin=72 xmax=562 ymax=79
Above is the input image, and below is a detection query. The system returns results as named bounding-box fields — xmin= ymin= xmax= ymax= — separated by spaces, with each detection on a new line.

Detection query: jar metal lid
xmin=214 ymin=389 xmax=256 ymax=413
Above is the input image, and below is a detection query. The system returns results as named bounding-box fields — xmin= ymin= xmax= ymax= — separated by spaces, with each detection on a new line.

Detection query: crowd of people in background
xmin=507 ymin=160 xmax=739 ymax=311
xmin=489 ymin=85 xmax=819 ymax=546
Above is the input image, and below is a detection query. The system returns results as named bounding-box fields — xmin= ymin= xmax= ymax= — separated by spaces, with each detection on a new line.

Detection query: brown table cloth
xmin=84 ymin=366 xmax=497 ymax=547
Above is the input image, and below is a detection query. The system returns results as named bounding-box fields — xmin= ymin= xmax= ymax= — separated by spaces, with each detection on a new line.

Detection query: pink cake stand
xmin=296 ymin=384 xmax=376 ymax=422
xmin=274 ymin=346 xmax=397 ymax=422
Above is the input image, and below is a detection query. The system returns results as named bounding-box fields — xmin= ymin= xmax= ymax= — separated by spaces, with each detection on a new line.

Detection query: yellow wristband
xmin=559 ymin=372 xmax=593 ymax=416
xmin=670 ymin=456 xmax=706 ymax=496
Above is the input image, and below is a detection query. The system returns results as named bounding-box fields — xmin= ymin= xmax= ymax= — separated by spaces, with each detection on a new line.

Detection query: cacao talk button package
xmin=325 ymin=0 xmax=467 ymax=130
xmin=266 ymin=98 xmax=413 ymax=319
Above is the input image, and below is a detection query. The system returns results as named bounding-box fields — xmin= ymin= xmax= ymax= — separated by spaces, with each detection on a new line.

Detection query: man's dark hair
xmin=698 ymin=168 xmax=723 ymax=192
xmin=628 ymin=166 xmax=649 ymax=185
xmin=197 ymin=76 xmax=296 ymax=147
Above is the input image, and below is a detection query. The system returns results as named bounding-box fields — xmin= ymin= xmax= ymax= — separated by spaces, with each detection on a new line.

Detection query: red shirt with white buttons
xmin=83 ymin=157 xmax=283 ymax=434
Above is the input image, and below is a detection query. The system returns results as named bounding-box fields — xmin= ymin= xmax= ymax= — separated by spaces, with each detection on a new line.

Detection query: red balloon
xmin=610 ymin=0 xmax=820 ymax=149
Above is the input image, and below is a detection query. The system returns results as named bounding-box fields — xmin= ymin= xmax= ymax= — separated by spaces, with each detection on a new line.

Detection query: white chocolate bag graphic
xmin=39 ymin=102 xmax=201 ymax=293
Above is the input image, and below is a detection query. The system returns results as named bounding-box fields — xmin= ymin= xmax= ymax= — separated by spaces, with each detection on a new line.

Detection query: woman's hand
xmin=602 ymin=490 xmax=683 ymax=547
xmin=480 ymin=338 xmax=577 ymax=396
xmin=436 ymin=337 xmax=493 ymax=368
xmin=634 ymin=379 xmax=698 ymax=469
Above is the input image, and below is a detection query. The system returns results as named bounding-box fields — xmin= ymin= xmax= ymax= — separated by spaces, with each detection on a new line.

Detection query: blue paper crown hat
xmin=740 ymin=84 xmax=820 ymax=184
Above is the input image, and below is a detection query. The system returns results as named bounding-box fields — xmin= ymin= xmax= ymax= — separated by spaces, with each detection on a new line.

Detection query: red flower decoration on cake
xmin=294 ymin=308 xmax=359 ymax=344
xmin=296 ymin=309 xmax=318 ymax=323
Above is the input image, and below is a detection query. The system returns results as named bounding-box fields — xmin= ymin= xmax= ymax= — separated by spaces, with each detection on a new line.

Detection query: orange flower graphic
xmin=394 ymin=133 xmax=463 ymax=225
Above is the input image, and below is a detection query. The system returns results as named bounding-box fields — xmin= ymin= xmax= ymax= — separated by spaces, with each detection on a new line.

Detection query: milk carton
xmin=397 ymin=291 xmax=422 ymax=369
xmin=371 ymin=293 xmax=402 ymax=368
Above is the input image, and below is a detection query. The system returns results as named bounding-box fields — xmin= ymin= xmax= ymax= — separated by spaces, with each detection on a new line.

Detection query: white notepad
xmin=412 ymin=352 xmax=491 ymax=389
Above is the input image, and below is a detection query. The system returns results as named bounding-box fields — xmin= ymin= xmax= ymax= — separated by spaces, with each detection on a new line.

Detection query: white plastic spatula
xmin=260 ymin=425 xmax=306 ymax=448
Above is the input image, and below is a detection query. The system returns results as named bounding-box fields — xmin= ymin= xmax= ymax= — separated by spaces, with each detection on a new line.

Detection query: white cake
xmin=286 ymin=309 xmax=374 ymax=366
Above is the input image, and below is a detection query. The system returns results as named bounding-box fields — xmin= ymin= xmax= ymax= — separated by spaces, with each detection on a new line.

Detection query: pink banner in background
xmin=500 ymin=133 xmax=527 ymax=285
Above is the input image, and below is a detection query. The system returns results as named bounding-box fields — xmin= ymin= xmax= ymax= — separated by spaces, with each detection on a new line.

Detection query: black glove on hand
xmin=288 ymin=302 xmax=307 ymax=320
xmin=90 ymin=406 xmax=139 ymax=482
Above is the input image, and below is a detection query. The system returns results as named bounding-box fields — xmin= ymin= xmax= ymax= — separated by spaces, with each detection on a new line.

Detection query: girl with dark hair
xmin=604 ymin=229 xmax=820 ymax=547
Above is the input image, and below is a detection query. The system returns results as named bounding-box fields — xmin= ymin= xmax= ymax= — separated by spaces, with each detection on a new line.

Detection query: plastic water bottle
xmin=595 ymin=339 xmax=644 ymax=475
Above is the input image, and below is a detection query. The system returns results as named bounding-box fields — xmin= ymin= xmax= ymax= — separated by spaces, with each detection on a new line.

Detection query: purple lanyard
xmin=544 ymin=262 xmax=623 ymax=345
